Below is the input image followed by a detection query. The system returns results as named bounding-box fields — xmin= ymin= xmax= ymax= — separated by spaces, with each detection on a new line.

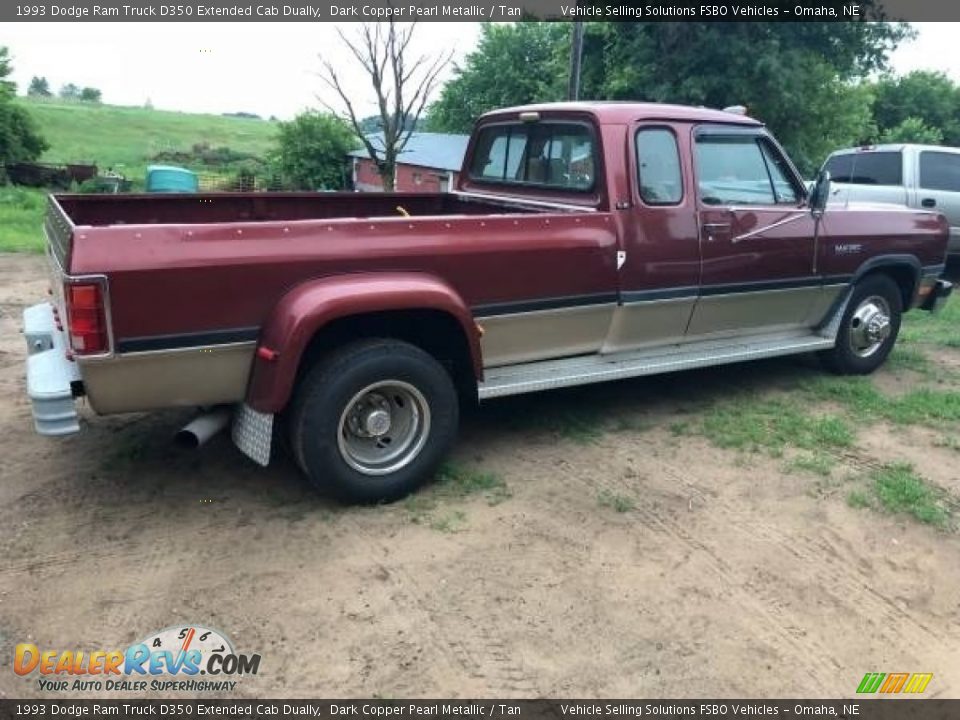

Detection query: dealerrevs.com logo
xmin=14 ymin=625 xmax=261 ymax=693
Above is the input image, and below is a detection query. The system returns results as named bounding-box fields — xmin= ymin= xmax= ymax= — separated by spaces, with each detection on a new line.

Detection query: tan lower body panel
xmin=479 ymin=304 xmax=615 ymax=368
xmin=602 ymin=298 xmax=696 ymax=354
xmin=806 ymin=284 xmax=846 ymax=325
xmin=686 ymin=286 xmax=843 ymax=339
xmin=79 ymin=342 xmax=255 ymax=414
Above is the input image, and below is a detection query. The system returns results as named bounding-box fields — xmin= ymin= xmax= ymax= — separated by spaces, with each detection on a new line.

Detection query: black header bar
xmin=0 ymin=700 xmax=957 ymax=720
xmin=4 ymin=0 xmax=960 ymax=22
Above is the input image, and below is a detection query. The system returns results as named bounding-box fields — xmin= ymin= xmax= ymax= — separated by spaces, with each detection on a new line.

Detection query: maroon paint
xmin=247 ymin=272 xmax=481 ymax=414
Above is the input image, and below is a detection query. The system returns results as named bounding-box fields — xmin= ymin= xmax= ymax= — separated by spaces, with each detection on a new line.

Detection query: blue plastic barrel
xmin=145 ymin=165 xmax=199 ymax=193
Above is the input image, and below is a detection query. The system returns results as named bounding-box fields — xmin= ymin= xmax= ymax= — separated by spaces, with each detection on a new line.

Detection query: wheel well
xmin=296 ymin=309 xmax=477 ymax=405
xmin=862 ymin=265 xmax=916 ymax=308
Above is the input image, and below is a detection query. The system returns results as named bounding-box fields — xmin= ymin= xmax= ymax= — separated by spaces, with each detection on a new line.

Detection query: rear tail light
xmin=65 ymin=281 xmax=109 ymax=355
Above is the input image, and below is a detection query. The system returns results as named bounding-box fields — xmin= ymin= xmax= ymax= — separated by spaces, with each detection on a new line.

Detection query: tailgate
xmin=44 ymin=195 xmax=74 ymax=318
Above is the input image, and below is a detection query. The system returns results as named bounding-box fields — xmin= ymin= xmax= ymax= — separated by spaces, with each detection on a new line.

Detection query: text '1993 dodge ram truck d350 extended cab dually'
xmin=25 ymin=102 xmax=953 ymax=503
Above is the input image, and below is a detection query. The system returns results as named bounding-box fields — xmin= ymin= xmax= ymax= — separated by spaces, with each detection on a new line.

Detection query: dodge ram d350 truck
xmin=24 ymin=102 xmax=953 ymax=503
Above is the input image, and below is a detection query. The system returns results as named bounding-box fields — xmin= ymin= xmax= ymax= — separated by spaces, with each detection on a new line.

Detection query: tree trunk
xmin=379 ymin=161 xmax=395 ymax=191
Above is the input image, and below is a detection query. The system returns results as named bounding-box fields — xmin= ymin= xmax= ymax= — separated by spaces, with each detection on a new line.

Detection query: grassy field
xmin=1 ymin=99 xmax=280 ymax=253
xmin=0 ymin=187 xmax=47 ymax=253
xmin=17 ymin=98 xmax=278 ymax=181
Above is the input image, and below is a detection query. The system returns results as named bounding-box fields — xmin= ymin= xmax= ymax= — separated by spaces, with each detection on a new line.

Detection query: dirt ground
xmin=1 ymin=252 xmax=959 ymax=699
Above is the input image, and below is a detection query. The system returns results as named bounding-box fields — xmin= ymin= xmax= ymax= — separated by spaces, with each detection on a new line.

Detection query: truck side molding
xmin=246 ymin=272 xmax=482 ymax=414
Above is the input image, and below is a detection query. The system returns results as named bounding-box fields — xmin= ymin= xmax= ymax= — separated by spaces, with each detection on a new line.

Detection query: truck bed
xmin=54 ymin=191 xmax=546 ymax=227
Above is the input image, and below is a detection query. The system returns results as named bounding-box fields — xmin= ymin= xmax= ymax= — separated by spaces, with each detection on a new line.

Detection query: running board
xmin=478 ymin=331 xmax=836 ymax=399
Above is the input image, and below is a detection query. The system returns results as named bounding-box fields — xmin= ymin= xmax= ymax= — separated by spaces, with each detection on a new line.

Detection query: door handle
xmin=921 ymin=198 xmax=936 ymax=208
xmin=702 ymin=222 xmax=730 ymax=242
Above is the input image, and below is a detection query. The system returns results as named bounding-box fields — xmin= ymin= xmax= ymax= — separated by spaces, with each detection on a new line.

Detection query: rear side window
xmin=823 ymin=151 xmax=903 ymax=185
xmin=636 ymin=128 xmax=683 ymax=205
xmin=919 ymin=151 xmax=960 ymax=192
xmin=468 ymin=122 xmax=595 ymax=191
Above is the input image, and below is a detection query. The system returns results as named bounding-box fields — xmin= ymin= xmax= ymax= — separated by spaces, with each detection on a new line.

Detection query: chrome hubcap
xmin=849 ymin=295 xmax=892 ymax=358
xmin=337 ymin=381 xmax=430 ymax=476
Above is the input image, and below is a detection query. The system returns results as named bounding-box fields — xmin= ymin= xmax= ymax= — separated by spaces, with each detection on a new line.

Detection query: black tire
xmin=287 ymin=338 xmax=458 ymax=504
xmin=819 ymin=274 xmax=903 ymax=375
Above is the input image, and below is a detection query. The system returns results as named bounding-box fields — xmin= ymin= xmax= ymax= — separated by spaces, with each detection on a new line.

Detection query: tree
xmin=879 ymin=116 xmax=944 ymax=144
xmin=79 ymin=87 xmax=102 ymax=103
xmin=271 ymin=111 xmax=356 ymax=190
xmin=318 ymin=22 xmax=452 ymax=191
xmin=427 ymin=20 xmax=910 ymax=174
xmin=59 ymin=83 xmax=80 ymax=100
xmin=0 ymin=47 xmax=48 ymax=165
xmin=582 ymin=22 xmax=909 ymax=174
xmin=428 ymin=23 xmax=568 ymax=133
xmin=27 ymin=76 xmax=51 ymax=97
xmin=872 ymin=71 xmax=960 ymax=146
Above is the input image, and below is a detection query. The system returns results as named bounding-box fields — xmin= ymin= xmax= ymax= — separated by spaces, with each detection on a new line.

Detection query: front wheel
xmin=288 ymin=339 xmax=459 ymax=503
xmin=820 ymin=274 xmax=902 ymax=375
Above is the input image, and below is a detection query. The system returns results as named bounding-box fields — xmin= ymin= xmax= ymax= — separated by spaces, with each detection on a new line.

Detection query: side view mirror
xmin=809 ymin=169 xmax=831 ymax=216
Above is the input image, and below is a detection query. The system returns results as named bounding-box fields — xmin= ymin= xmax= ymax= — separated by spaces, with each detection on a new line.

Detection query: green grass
xmin=0 ymin=187 xmax=47 ymax=253
xmin=18 ymin=98 xmax=278 ymax=182
xmin=1 ymin=99 xmax=280 ymax=253
xmin=847 ymin=463 xmax=951 ymax=528
xmin=784 ymin=451 xmax=836 ymax=477
xmin=900 ymin=296 xmax=960 ymax=348
xmin=504 ymin=404 xmax=604 ymax=445
xmin=934 ymin=435 xmax=960 ymax=452
xmin=699 ymin=397 xmax=854 ymax=456
xmin=847 ymin=489 xmax=871 ymax=509
xmin=886 ymin=345 xmax=934 ymax=375
xmin=597 ymin=489 xmax=635 ymax=513
xmin=401 ymin=463 xmax=510 ymax=530
xmin=805 ymin=376 xmax=960 ymax=426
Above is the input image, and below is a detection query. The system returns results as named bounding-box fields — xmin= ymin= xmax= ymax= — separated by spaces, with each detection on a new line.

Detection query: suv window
xmin=636 ymin=128 xmax=683 ymax=205
xmin=695 ymin=136 xmax=777 ymax=205
xmin=469 ymin=122 xmax=595 ymax=191
xmin=823 ymin=151 xmax=903 ymax=185
xmin=920 ymin=151 xmax=960 ymax=192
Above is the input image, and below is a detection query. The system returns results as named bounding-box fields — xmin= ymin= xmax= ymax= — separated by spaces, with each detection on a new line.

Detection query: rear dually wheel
xmin=288 ymin=338 xmax=459 ymax=504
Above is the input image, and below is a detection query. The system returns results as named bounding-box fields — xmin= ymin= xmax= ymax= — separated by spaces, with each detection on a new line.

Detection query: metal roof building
xmin=349 ymin=132 xmax=470 ymax=192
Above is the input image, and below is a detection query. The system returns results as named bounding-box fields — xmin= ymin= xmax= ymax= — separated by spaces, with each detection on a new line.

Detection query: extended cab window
xmin=823 ymin=151 xmax=903 ymax=185
xmin=920 ymin=151 xmax=960 ymax=192
xmin=696 ymin=135 xmax=785 ymax=205
xmin=636 ymin=128 xmax=682 ymax=205
xmin=469 ymin=123 xmax=595 ymax=191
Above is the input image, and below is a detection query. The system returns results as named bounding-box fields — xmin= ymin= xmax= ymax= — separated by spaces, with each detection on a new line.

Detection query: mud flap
xmin=231 ymin=403 xmax=273 ymax=467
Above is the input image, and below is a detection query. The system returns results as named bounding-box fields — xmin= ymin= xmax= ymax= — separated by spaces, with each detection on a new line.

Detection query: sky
xmin=0 ymin=22 xmax=482 ymax=119
xmin=0 ymin=22 xmax=957 ymax=120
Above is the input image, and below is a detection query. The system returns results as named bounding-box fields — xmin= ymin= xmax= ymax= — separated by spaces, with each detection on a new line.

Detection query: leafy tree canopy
xmin=79 ymin=87 xmax=102 ymax=103
xmin=428 ymin=20 xmax=912 ymax=174
xmin=872 ymin=70 xmax=960 ymax=146
xmin=879 ymin=116 xmax=944 ymax=145
xmin=0 ymin=47 xmax=48 ymax=166
xmin=27 ymin=76 xmax=51 ymax=97
xmin=427 ymin=22 xmax=568 ymax=133
xmin=271 ymin=111 xmax=356 ymax=190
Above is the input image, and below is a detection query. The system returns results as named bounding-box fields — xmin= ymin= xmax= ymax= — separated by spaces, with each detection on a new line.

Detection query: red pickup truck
xmin=25 ymin=102 xmax=952 ymax=503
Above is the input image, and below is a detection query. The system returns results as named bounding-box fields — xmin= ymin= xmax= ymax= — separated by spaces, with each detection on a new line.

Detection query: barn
xmin=349 ymin=132 xmax=470 ymax=192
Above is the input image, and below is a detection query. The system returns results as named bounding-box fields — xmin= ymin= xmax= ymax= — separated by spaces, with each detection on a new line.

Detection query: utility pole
xmin=567 ymin=21 xmax=584 ymax=101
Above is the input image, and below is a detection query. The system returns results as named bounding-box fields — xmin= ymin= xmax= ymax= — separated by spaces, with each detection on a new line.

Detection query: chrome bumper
xmin=24 ymin=302 xmax=81 ymax=436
